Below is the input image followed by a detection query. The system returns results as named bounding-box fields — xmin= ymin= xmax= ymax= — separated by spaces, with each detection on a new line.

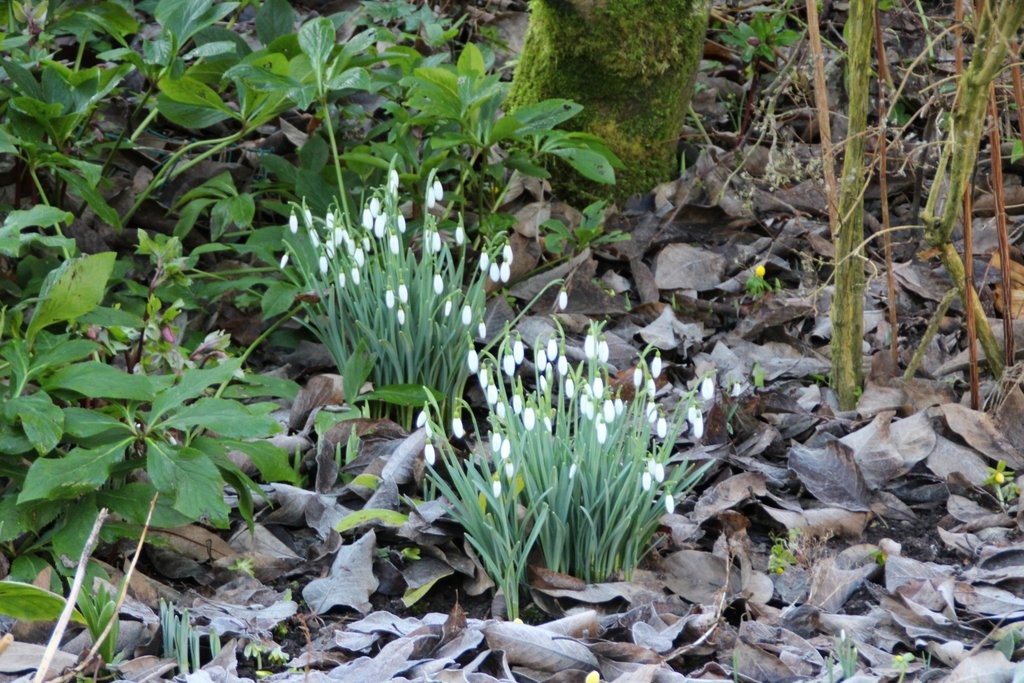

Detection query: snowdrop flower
xmin=651 ymin=355 xmax=663 ymax=378
xmin=361 ymin=208 xmax=373 ymax=231
xmin=351 ymin=267 xmax=361 ymax=285
xmin=557 ymin=355 xmax=568 ymax=376
xmin=614 ymin=398 xmax=624 ymax=416
xmin=462 ymin=305 xmax=473 ymax=326
xmin=492 ymin=479 xmax=502 ymax=498
xmin=398 ymin=284 xmax=409 ymax=304
xmin=416 ymin=411 xmax=427 ymax=428
xmin=433 ymin=274 xmax=444 ymax=295
xmin=491 ymin=432 xmax=502 ymax=453
xmin=558 ymin=290 xmax=568 ymax=310
xmin=646 ymin=402 xmax=658 ymax=423
xmin=397 ymin=214 xmax=406 ymax=233
xmin=500 ymin=262 xmax=511 ymax=283
xmin=324 ymin=241 xmax=335 ymax=259
xmin=478 ymin=369 xmax=490 ymax=390
xmin=596 ymin=420 xmax=608 ymax=444
xmin=369 ymin=197 xmax=381 ymax=218
xmin=337 ymin=271 xmax=346 ymax=288
xmin=444 ymin=300 xmax=453 ymax=317
xmin=389 ymin=234 xmax=400 ymax=255
xmin=505 ymin=461 xmax=515 ymax=480
xmin=584 ymin=334 xmax=597 ymax=360
xmin=546 ymin=338 xmax=558 ymax=361
xmin=512 ymin=339 xmax=525 ymax=365
xmin=701 ymin=376 xmax=715 ymax=401
xmin=455 ymin=225 xmax=466 ymax=246
xmin=362 ymin=236 xmax=371 ymax=251
xmin=279 ymin=253 xmax=289 ymax=269
xmin=652 ymin=461 xmax=665 ymax=483
xmin=354 ymin=248 xmax=365 ymax=267
xmin=641 ymin=471 xmax=652 ymax=492
xmin=598 ymin=340 xmax=609 ymax=364
xmin=430 ymin=232 xmax=442 ymax=253
xmin=536 ymin=349 xmax=548 ymax=373
xmin=539 ymin=374 xmax=549 ymax=393
xmin=503 ymin=354 xmax=516 ymax=378
xmin=592 ymin=377 xmax=604 ymax=398
xmin=731 ymin=381 xmax=745 ymax=397
xmin=426 ymin=184 xmax=437 ymax=209
xmin=303 ymin=207 xmax=312 ymax=226
xmin=523 ymin=407 xmax=536 ymax=431
xmin=500 ymin=438 xmax=511 ymax=461
xmin=318 ymin=255 xmax=328 ymax=275
xmin=385 ymin=290 xmax=396 ymax=309
xmin=603 ymin=400 xmax=616 ymax=423
xmin=288 ymin=212 xmax=298 ymax=234
xmin=424 ymin=443 xmax=436 ymax=466
xmin=452 ymin=417 xmax=466 ymax=439
xmin=486 ymin=384 xmax=499 ymax=406
xmin=544 ymin=416 xmax=553 ymax=433
xmin=633 ymin=367 xmax=643 ymax=388
xmin=478 ymin=322 xmax=487 ymax=340
xmin=512 ymin=393 xmax=523 ymax=415
xmin=397 ymin=308 xmax=406 ymax=325
xmin=502 ymin=244 xmax=513 ymax=263
xmin=309 ymin=230 xmax=321 ymax=249
xmin=489 ymin=262 xmax=501 ymax=283
xmin=374 ymin=214 xmax=387 ymax=239
xmin=326 ymin=212 xmax=336 ymax=231
xmin=432 ymin=179 xmax=444 ymax=203
xmin=480 ymin=252 xmax=491 ymax=273
xmin=387 ymin=169 xmax=399 ymax=195
xmin=569 ymin=462 xmax=578 ymax=480
xmin=664 ymin=496 xmax=676 ymax=514
xmin=688 ymin=406 xmax=704 ymax=439
xmin=657 ymin=416 xmax=668 ymax=439
xmin=646 ymin=379 xmax=657 ymax=397
xmin=565 ymin=377 xmax=576 ymax=398
xmin=467 ymin=349 xmax=479 ymax=373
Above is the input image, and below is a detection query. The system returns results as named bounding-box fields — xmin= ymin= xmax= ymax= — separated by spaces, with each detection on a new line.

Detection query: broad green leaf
xmin=43 ymin=361 xmax=155 ymax=400
xmin=549 ymin=147 xmax=616 ymax=184
xmin=62 ymin=407 xmax=130 ymax=439
xmin=324 ymin=67 xmax=369 ymax=92
xmin=156 ymin=95 xmax=232 ymax=129
xmin=402 ymin=567 xmax=453 ymax=608
xmin=96 ymin=482 xmax=192 ymax=528
xmin=356 ymin=384 xmax=442 ymax=408
xmin=27 ymin=252 xmax=116 ymax=344
xmin=0 ymin=581 xmax=85 ymax=624
xmin=51 ymin=498 xmax=99 ymax=561
xmin=148 ymin=360 xmax=241 ymax=423
xmin=261 ymin=280 xmax=298 ymax=319
xmin=255 ymin=0 xmax=296 ymax=45
xmin=163 ymin=397 xmax=280 ymax=438
xmin=158 ymin=76 xmax=234 ymax=114
xmin=30 ymin=339 xmax=99 ymax=375
xmin=336 ymin=508 xmax=408 ymax=533
xmin=19 ymin=442 xmax=127 ymax=502
xmin=3 ymin=392 xmax=63 ymax=455
xmin=512 ymin=99 xmax=583 ymax=135
xmin=218 ymin=439 xmax=299 ymax=484
xmin=53 ymin=167 xmax=123 ymax=230
xmin=297 ymin=17 xmax=335 ymax=84
xmin=154 ymin=0 xmax=238 ymax=50
xmin=146 ymin=442 xmax=226 ymax=521
xmin=456 ymin=42 xmax=485 ymax=78
xmin=0 ymin=205 xmax=73 ymax=257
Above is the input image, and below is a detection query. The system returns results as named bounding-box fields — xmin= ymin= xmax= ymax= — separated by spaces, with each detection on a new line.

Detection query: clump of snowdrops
xmin=424 ymin=322 xmax=711 ymax=619
xmin=279 ymin=170 xmax=511 ymax=427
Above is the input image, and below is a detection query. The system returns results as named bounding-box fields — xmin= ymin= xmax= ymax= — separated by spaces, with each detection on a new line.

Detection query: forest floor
xmin=4 ymin=0 xmax=1024 ymax=682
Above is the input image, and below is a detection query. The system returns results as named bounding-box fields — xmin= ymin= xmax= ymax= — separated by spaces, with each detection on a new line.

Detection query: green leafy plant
xmin=76 ymin=580 xmax=120 ymax=665
xmin=745 ymin=264 xmax=781 ymax=299
xmin=720 ymin=6 xmax=803 ymax=67
xmin=161 ymin=599 xmax=221 ymax=675
xmin=984 ymin=460 xmax=1020 ymax=511
xmin=425 ymin=323 xmax=710 ymax=618
xmin=541 ymin=200 xmax=628 ymax=258
xmin=892 ymin=652 xmax=915 ymax=683
xmin=768 ymin=528 xmax=801 ymax=574
xmin=277 ymin=168 xmax=507 ymax=428
xmin=833 ymin=630 xmax=859 ymax=680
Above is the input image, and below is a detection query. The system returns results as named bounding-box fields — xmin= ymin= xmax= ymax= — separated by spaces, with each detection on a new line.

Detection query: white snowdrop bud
xmin=512 ymin=393 xmax=523 ymax=415
xmin=499 ymin=262 xmax=511 ymax=283
xmin=363 ymin=236 xmax=371 ymax=251
xmin=424 ymin=443 xmax=436 ymax=466
xmin=416 ymin=411 xmax=427 ymax=428
xmin=557 ymin=355 xmax=568 ymax=376
xmin=503 ymin=354 xmax=516 ymax=378
xmin=362 ymin=208 xmax=373 ymax=231
xmin=388 ymin=169 xmax=400 ymax=195
xmin=512 ymin=339 xmax=525 ymax=365
xmin=657 ymin=416 xmax=668 ymax=439
xmin=664 ymin=495 xmax=676 ymax=514
xmin=596 ymin=420 xmax=607 ymax=444
xmin=653 ymin=462 xmax=665 ymax=483
xmin=432 ymin=273 xmax=444 ymax=296
xmin=399 ymin=284 xmax=409 ymax=304
xmin=539 ymin=374 xmax=549 ymax=394
xmin=580 ymin=395 xmax=594 ymax=420
xmin=486 ymin=384 xmax=499 ymax=406
xmin=467 ymin=349 xmax=479 ymax=373
xmin=701 ymin=376 xmax=715 ymax=401
xmin=731 ymin=381 xmax=744 ymax=397
xmin=523 ymin=407 xmax=536 ymax=431
xmin=558 ymin=290 xmax=568 ymax=310
xmin=289 ymin=212 xmax=298 ymax=234
xmin=385 ymin=290 xmax=396 ymax=309
xmin=603 ymin=400 xmax=616 ymax=423
xmin=388 ymin=234 xmax=400 ymax=255
xmin=598 ymin=340 xmax=609 ymax=363
xmin=325 ymin=240 xmax=336 ymax=259
xmin=546 ymin=338 xmax=558 ymax=361
xmin=369 ymin=197 xmax=381 ymax=218
xmin=462 ymin=305 xmax=473 ymax=326
xmin=569 ymin=463 xmax=578 ymax=479
xmin=354 ymin=248 xmax=365 ymax=267
xmin=397 ymin=214 xmax=406 ymax=233
xmin=397 ymin=308 xmax=406 ymax=325
xmin=687 ymin=405 xmax=700 ymax=424
xmin=351 ymin=267 xmax=361 ymax=285
xmin=651 ymin=355 xmax=662 ymax=378
xmin=480 ymin=252 xmax=490 ymax=272
xmin=432 ymin=179 xmax=444 ymax=203
xmin=537 ymin=350 xmax=548 ymax=373
xmin=692 ymin=413 xmax=704 ymax=439
xmin=318 ymin=255 xmax=328 ymax=275
xmin=452 ymin=417 xmax=465 ymax=439
xmin=326 ymin=212 xmax=336 ymax=231
xmin=431 ymin=232 xmax=441 ymax=253
xmin=500 ymin=438 xmax=511 ymax=461
xmin=455 ymin=225 xmax=466 ymax=246
xmin=374 ymin=214 xmax=387 ymax=239
xmin=592 ymin=377 xmax=604 ymax=398
xmin=584 ymin=334 xmax=597 ymax=360
xmin=491 ymin=432 xmax=502 ymax=453
xmin=478 ymin=370 xmax=490 ymax=391
xmin=309 ymin=230 xmax=321 ymax=248
xmin=505 ymin=461 xmax=515 ymax=480
xmin=646 ymin=379 xmax=656 ymax=397
xmin=279 ymin=253 xmax=289 ymax=269
xmin=337 ymin=271 xmax=346 ymax=288
xmin=502 ymin=243 xmax=513 ymax=263
xmin=303 ymin=207 xmax=313 ymax=226
xmin=544 ymin=416 xmax=553 ymax=433
xmin=646 ymin=402 xmax=658 ymax=423
xmin=642 ymin=471 xmax=652 ymax=492
xmin=614 ymin=398 xmax=624 ymax=416
xmin=633 ymin=367 xmax=643 ymax=388
xmin=478 ymin=322 xmax=487 ymax=340
xmin=492 ymin=479 xmax=502 ymax=498
xmin=489 ymin=262 xmax=501 ymax=283
xmin=444 ymin=300 xmax=453 ymax=317
xmin=565 ymin=377 xmax=576 ymax=398
xmin=426 ymin=184 xmax=436 ymax=209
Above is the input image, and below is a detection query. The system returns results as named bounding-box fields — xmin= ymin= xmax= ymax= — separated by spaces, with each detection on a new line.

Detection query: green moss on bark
xmin=508 ymin=0 xmax=708 ymax=201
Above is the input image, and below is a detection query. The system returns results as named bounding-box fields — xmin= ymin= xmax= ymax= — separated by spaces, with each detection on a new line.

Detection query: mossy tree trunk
xmin=507 ymin=0 xmax=709 ymax=201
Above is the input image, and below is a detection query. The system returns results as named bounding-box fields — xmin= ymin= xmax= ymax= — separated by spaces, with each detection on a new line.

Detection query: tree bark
xmin=507 ymin=0 xmax=709 ymax=201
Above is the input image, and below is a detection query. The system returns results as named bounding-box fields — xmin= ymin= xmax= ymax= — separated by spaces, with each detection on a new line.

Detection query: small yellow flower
xmin=994 ymin=471 xmax=1006 ymax=485
xmin=585 ymin=672 xmax=601 ymax=683
xmin=775 ymin=566 xmax=785 ymax=574
xmin=514 ymin=618 xmax=524 ymax=624
xmin=754 ymin=264 xmax=766 ymax=278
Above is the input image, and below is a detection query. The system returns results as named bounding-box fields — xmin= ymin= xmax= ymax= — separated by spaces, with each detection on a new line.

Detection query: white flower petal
xmin=432 ymin=179 xmax=444 ymax=202
xmin=492 ymin=480 xmax=502 ymax=498
xmin=558 ymin=290 xmax=568 ymax=310
xmin=369 ymin=197 xmax=381 ymax=218
xmin=512 ymin=339 xmax=525 ymax=364
xmin=467 ymin=349 xmax=479 ymax=373
xmin=499 ymin=262 xmax=511 ymax=283
xmin=523 ymin=407 xmax=536 ymax=431
xmin=489 ymin=262 xmax=500 ymax=283
xmin=651 ymin=355 xmax=663 ymax=378
xmin=288 ymin=213 xmax=298 ymax=234
xmin=657 ymin=416 xmax=668 ymax=439
xmin=452 ymin=417 xmax=465 ymax=439
xmin=424 ymin=443 xmax=436 ymax=466
xmin=701 ymin=376 xmax=715 ymax=401
xmin=399 ymin=284 xmax=409 ymax=304
xmin=318 ymin=255 xmax=328 ymax=275
xmin=455 ymin=225 xmax=465 ymax=246
xmin=478 ymin=322 xmax=487 ymax=340
xmin=433 ymin=274 xmax=444 ymax=295
xmin=664 ymin=495 xmax=676 ymax=514
xmin=642 ymin=471 xmax=652 ymax=492
xmin=462 ymin=305 xmax=473 ymax=326
xmin=279 ymin=253 xmax=289 ymax=269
